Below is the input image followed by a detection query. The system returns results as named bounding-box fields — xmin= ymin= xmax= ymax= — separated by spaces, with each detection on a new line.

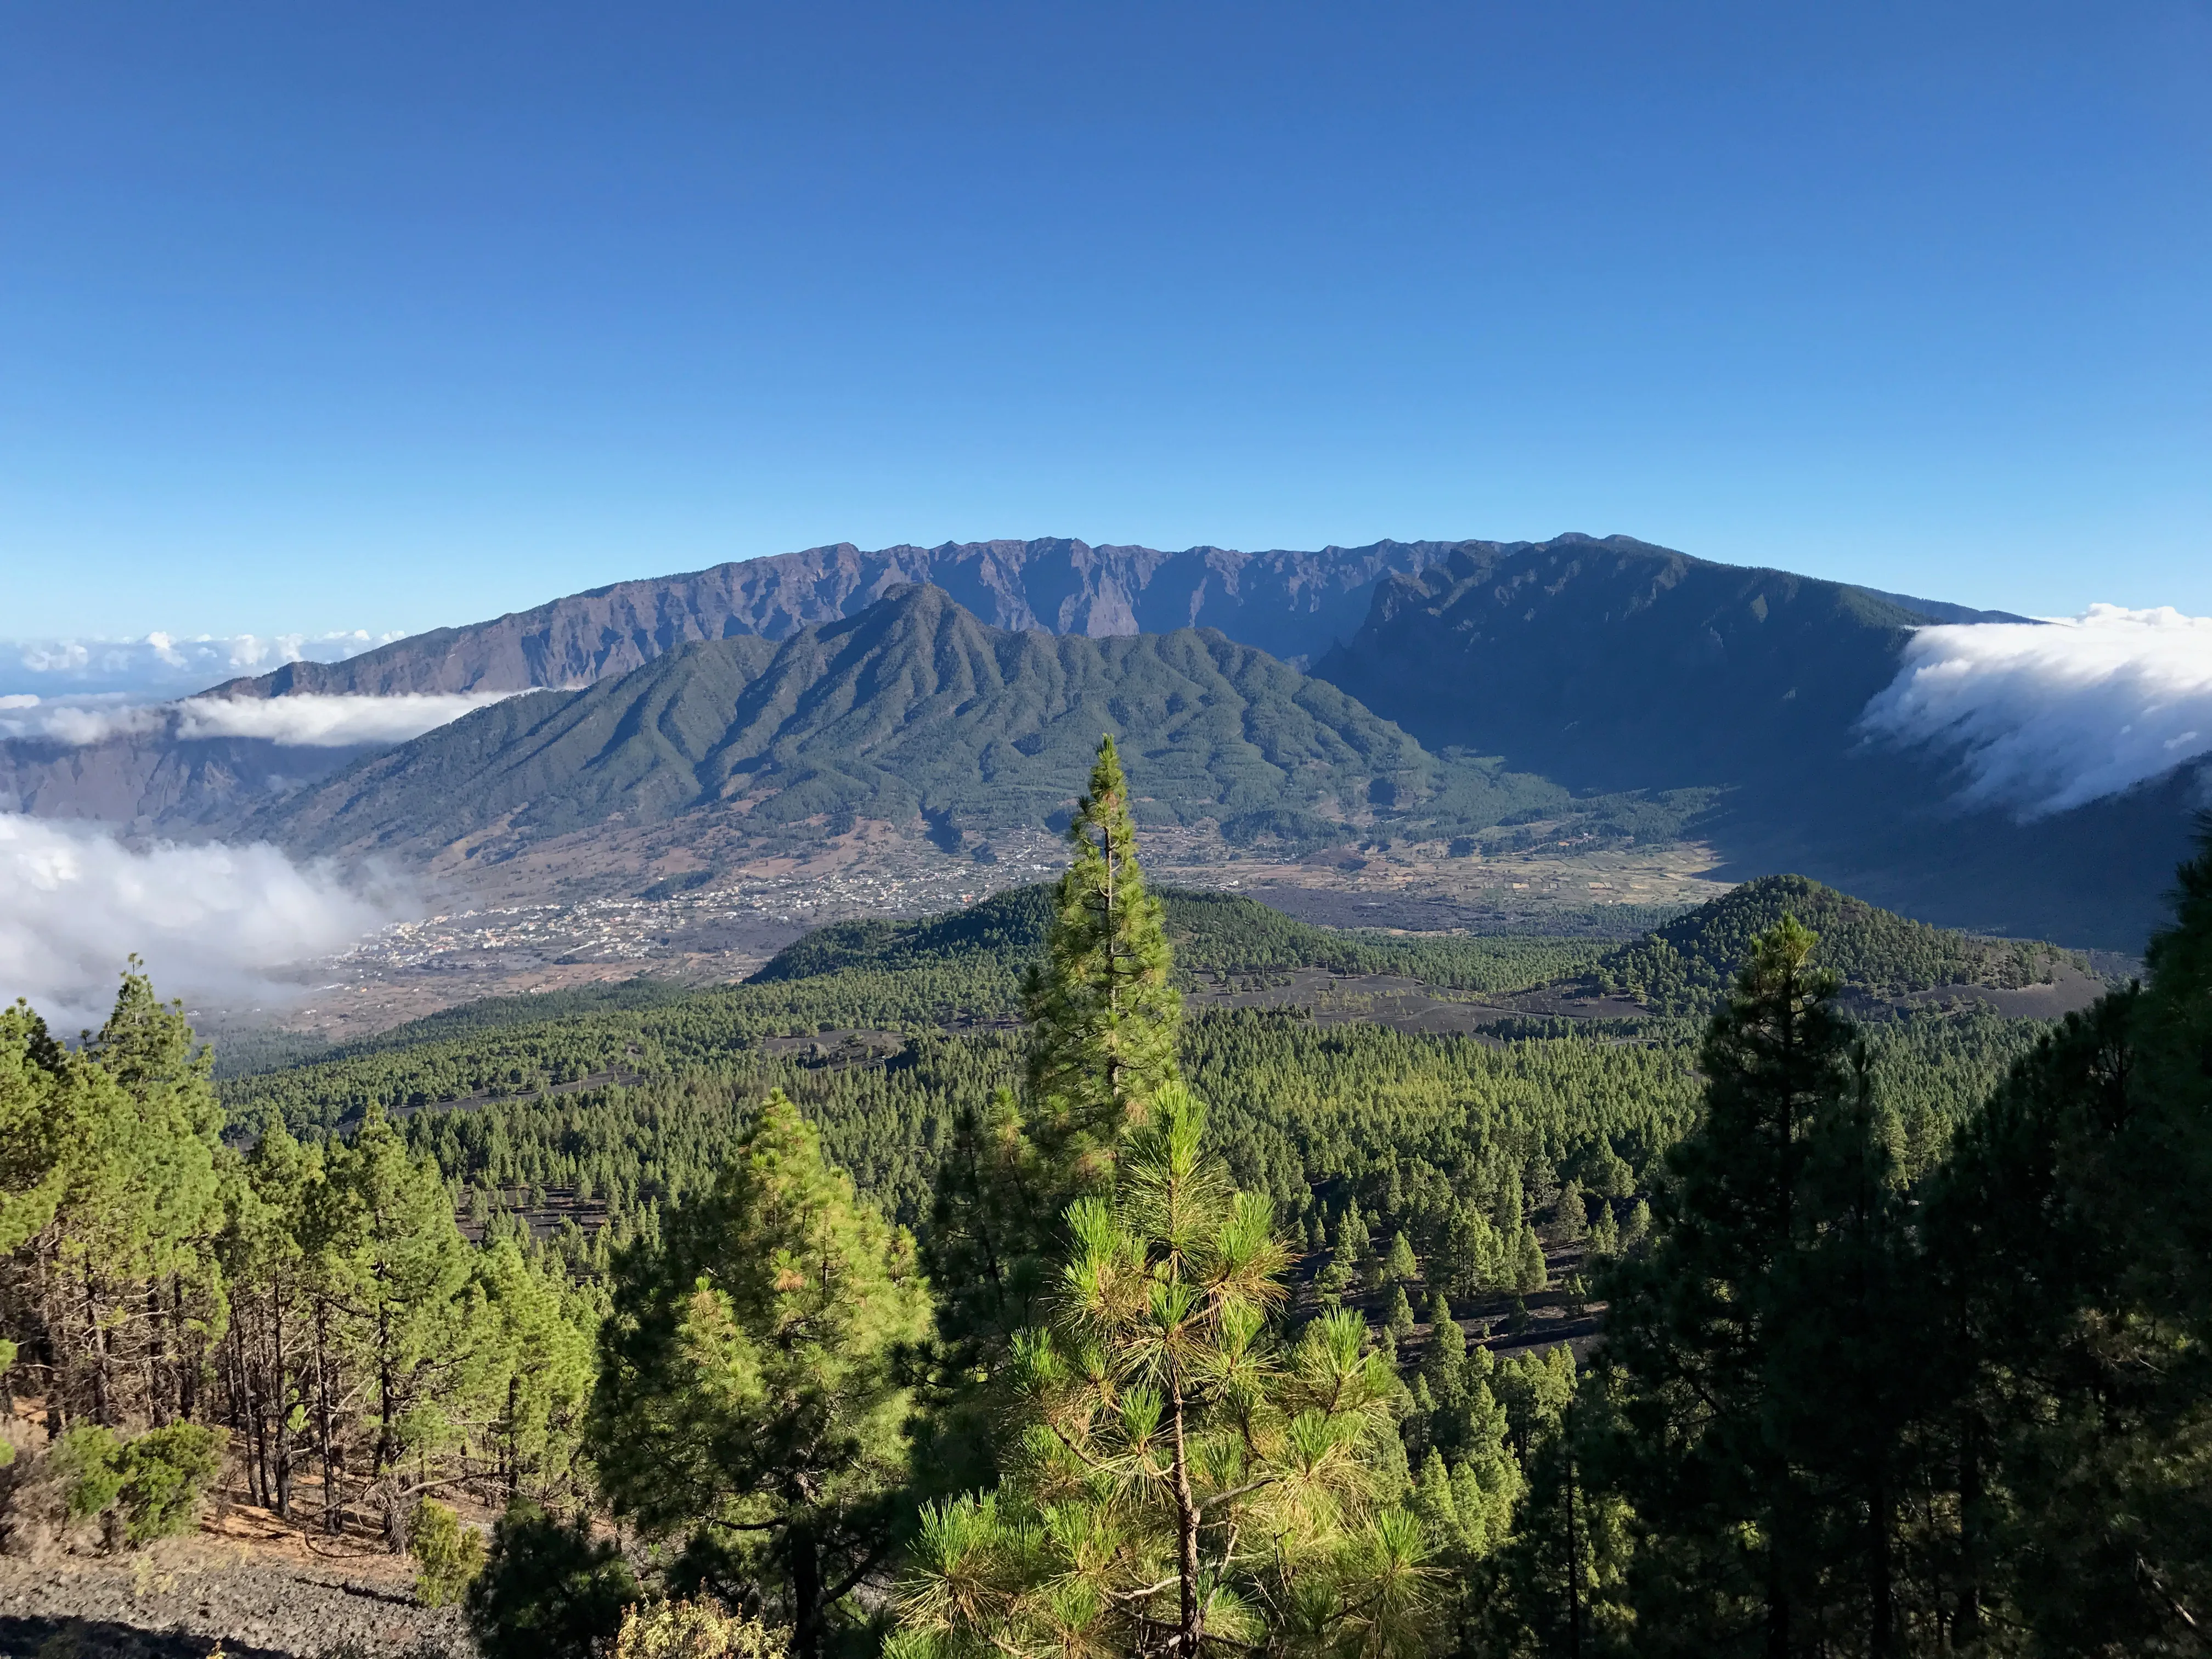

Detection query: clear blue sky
xmin=4 ymin=2 xmax=2207 ymax=639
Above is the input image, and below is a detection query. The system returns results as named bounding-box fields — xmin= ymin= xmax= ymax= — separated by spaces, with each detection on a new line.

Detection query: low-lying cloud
xmin=0 ymin=814 xmax=412 ymax=1032
xmin=172 ymin=691 xmax=518 ymax=746
xmin=2 ymin=629 xmax=407 ymax=699
xmin=1859 ymin=604 xmax=2212 ymax=819
xmin=0 ymin=691 xmax=516 ymax=749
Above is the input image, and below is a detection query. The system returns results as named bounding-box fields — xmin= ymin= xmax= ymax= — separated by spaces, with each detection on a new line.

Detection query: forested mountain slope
xmin=247 ymin=584 xmax=1691 ymax=861
xmin=754 ymin=882 xmax=1608 ymax=992
xmin=0 ymin=724 xmax=369 ymax=826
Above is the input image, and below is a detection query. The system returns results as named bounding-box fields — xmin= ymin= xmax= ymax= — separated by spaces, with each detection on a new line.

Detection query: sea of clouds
xmin=0 ymin=814 xmax=414 ymax=1032
xmin=0 ymin=690 xmax=517 ymax=748
xmin=0 ymin=629 xmax=407 ymax=699
xmin=1860 ymin=605 xmax=2212 ymax=819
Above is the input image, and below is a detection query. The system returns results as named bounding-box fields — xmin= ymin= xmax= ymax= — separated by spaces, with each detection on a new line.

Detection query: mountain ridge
xmin=249 ymin=583 xmax=1678 ymax=862
xmin=206 ymin=533 xmax=2019 ymax=703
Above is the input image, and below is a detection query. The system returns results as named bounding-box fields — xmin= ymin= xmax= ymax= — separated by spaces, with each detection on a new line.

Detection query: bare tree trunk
xmin=173 ymin=1277 xmax=197 ymax=1421
xmin=272 ymin=1286 xmax=292 ymax=1519
xmin=83 ymin=1272 xmax=112 ymax=1429
xmin=315 ymin=1301 xmax=341 ymax=1534
xmin=234 ymin=1317 xmax=264 ymax=1508
xmin=145 ymin=1284 xmax=170 ymax=1426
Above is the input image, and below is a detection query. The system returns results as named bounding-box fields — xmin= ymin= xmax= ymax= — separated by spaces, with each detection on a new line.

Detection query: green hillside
xmin=251 ymin=583 xmax=1699 ymax=858
xmin=754 ymin=882 xmax=1605 ymax=992
xmin=1598 ymin=872 xmax=2079 ymax=1014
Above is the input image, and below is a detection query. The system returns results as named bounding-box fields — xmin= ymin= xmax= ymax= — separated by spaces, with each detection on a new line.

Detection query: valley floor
xmin=221 ymin=824 xmax=1734 ymax=1046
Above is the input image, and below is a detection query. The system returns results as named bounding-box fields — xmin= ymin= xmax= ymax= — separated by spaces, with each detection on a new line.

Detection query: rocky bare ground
xmin=0 ymin=1515 xmax=470 ymax=1659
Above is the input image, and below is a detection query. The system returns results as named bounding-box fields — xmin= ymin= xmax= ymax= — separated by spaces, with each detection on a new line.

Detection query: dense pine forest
xmin=3 ymin=740 xmax=2208 ymax=1657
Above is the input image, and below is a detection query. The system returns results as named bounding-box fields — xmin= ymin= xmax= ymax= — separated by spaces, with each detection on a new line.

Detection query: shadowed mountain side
xmin=1311 ymin=538 xmax=2200 ymax=949
xmin=1312 ymin=538 xmax=1933 ymax=794
xmin=0 ymin=728 xmax=375 ymax=828
xmin=1699 ymin=751 xmax=2209 ymax=951
xmin=249 ymin=584 xmax=1641 ymax=861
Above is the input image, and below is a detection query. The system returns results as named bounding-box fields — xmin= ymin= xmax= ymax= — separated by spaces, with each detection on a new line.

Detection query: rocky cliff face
xmin=206 ymin=537 xmax=1488 ymax=698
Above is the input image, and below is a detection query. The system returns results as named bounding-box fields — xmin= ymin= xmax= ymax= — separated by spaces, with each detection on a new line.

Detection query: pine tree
xmin=471 ymin=1238 xmax=595 ymax=1504
xmin=1514 ymin=1223 xmax=1548 ymax=1294
xmin=1420 ymin=1293 xmax=1466 ymax=1409
xmin=1384 ymin=1282 xmax=1417 ymax=1341
xmin=1911 ymin=826 xmax=2212 ymax=1654
xmin=1431 ymin=1200 xmax=1500 ymax=1301
xmin=920 ymin=739 xmax=1183 ymax=1493
xmin=1595 ymin=915 xmax=1903 ymax=1656
xmin=893 ymin=1086 xmax=1434 ymax=1658
xmin=1622 ymin=1199 xmax=1651 ymax=1250
xmin=315 ymin=1104 xmax=488 ymax=1543
xmin=1384 ymin=1230 xmax=1419 ymax=1284
xmin=1586 ymin=1200 xmax=1620 ymax=1263
xmin=1551 ymin=1178 xmax=1587 ymax=1244
xmin=3 ymin=970 xmax=225 ymax=1436
xmin=1021 ymin=736 xmax=1183 ymax=1182
xmin=590 ymin=1091 xmax=932 ymax=1659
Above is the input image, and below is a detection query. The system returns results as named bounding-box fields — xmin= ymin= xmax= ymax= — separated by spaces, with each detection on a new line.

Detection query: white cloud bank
xmin=173 ymin=692 xmax=518 ymax=746
xmin=0 ymin=691 xmax=516 ymax=748
xmin=0 ymin=815 xmax=411 ymax=1031
xmin=1859 ymin=604 xmax=2212 ymax=819
xmin=1 ymin=630 xmax=407 ymax=699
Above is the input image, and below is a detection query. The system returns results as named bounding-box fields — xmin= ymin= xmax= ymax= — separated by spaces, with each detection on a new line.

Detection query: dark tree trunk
xmin=1956 ymin=1418 xmax=1984 ymax=1646
xmin=1869 ymin=1468 xmax=1894 ymax=1659
xmin=790 ymin=1523 xmax=823 ymax=1659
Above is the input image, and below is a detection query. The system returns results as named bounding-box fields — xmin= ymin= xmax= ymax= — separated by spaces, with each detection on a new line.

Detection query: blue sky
xmin=4 ymin=1 xmax=2207 ymax=639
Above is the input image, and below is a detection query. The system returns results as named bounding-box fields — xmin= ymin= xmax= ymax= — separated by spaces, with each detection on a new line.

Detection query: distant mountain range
xmin=207 ymin=533 xmax=2023 ymax=701
xmin=1 ymin=532 xmax=2196 ymax=949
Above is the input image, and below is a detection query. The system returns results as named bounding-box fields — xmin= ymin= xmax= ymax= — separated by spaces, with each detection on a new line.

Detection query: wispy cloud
xmin=0 ymin=691 xmax=517 ymax=749
xmin=1859 ymin=605 xmax=2212 ymax=818
xmin=0 ymin=814 xmax=412 ymax=1031
xmin=1 ymin=629 xmax=407 ymax=699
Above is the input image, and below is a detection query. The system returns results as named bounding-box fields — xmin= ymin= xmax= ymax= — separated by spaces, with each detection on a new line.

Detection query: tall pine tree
xmin=920 ymin=736 xmax=1186 ymax=1491
xmin=1021 ymin=734 xmax=1183 ymax=1182
xmin=1594 ymin=916 xmax=1901 ymax=1657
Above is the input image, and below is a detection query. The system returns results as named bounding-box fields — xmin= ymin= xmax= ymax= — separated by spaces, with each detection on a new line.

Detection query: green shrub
xmin=118 ymin=1423 xmax=225 ymax=1543
xmin=467 ymin=1499 xmax=636 ymax=1659
xmin=51 ymin=1421 xmax=223 ymax=1545
xmin=409 ymin=1496 xmax=487 ymax=1607
xmin=53 ymin=1425 xmax=125 ymax=1525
